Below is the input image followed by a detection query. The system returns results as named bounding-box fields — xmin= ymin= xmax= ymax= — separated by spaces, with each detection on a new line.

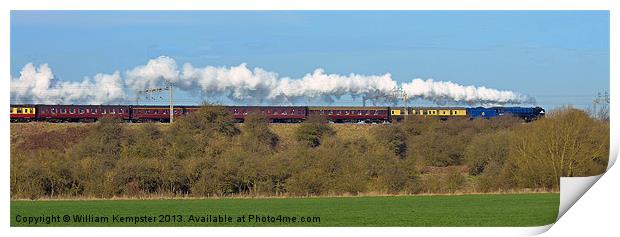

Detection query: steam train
xmin=10 ymin=104 xmax=545 ymax=123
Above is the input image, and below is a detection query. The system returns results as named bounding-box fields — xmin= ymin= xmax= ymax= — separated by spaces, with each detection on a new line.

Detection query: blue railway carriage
xmin=467 ymin=106 xmax=545 ymax=121
xmin=493 ymin=106 xmax=545 ymax=121
xmin=466 ymin=107 xmax=498 ymax=119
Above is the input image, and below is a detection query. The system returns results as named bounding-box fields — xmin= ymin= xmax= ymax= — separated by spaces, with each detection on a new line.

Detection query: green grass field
xmin=11 ymin=193 xmax=558 ymax=227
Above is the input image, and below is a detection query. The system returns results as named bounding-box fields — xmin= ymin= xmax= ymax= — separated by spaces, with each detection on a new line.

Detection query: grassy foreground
xmin=11 ymin=193 xmax=559 ymax=227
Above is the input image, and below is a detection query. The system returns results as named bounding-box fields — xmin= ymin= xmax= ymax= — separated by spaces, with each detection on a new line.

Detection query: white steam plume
xmin=125 ymin=56 xmax=180 ymax=89
xmin=401 ymin=79 xmax=529 ymax=105
xmin=11 ymin=56 xmax=532 ymax=105
xmin=10 ymin=63 xmax=125 ymax=104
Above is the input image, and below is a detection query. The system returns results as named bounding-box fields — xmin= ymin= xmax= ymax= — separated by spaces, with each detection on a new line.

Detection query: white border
xmin=2 ymin=1 xmax=617 ymax=237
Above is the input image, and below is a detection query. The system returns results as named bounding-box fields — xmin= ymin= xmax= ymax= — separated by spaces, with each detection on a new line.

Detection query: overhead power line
xmin=136 ymin=83 xmax=174 ymax=123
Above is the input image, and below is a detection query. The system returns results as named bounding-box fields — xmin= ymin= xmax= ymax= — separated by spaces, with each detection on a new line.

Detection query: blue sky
xmin=10 ymin=11 xmax=609 ymax=109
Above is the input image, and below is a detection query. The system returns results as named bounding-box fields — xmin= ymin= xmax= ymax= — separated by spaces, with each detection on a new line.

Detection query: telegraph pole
xmin=135 ymin=90 xmax=143 ymax=105
xmin=593 ymin=92 xmax=602 ymax=118
xmin=403 ymin=91 xmax=408 ymax=116
xmin=169 ymin=82 xmax=173 ymax=123
xmin=392 ymin=87 xmax=408 ymax=119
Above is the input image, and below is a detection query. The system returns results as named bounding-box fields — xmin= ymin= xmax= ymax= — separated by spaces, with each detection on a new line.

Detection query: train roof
xmin=308 ymin=106 xmax=387 ymax=110
xmin=10 ymin=104 xmax=544 ymax=110
xmin=11 ymin=104 xmax=130 ymax=107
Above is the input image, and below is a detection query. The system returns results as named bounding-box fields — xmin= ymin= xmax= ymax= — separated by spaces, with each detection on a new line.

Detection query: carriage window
xmin=61 ymin=108 xmax=67 ymax=114
xmin=78 ymin=108 xmax=85 ymax=114
xmin=50 ymin=108 xmax=56 ymax=114
xmin=119 ymin=108 xmax=124 ymax=114
xmin=92 ymin=109 xmax=97 ymax=114
xmin=69 ymin=108 xmax=75 ymax=114
xmin=102 ymin=109 xmax=107 ymax=114
xmin=110 ymin=109 xmax=116 ymax=114
xmin=16 ymin=108 xmax=22 ymax=113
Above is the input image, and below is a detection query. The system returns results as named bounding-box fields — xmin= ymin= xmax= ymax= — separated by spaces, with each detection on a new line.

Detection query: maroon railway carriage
xmin=307 ymin=106 xmax=389 ymax=123
xmin=37 ymin=105 xmax=130 ymax=122
xmin=226 ymin=106 xmax=306 ymax=123
xmin=130 ymin=106 xmax=184 ymax=122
